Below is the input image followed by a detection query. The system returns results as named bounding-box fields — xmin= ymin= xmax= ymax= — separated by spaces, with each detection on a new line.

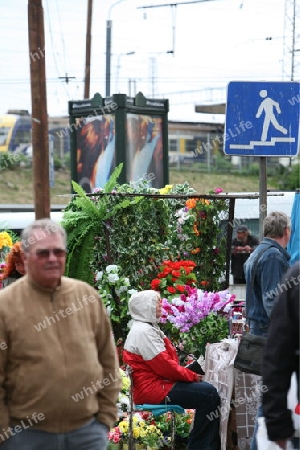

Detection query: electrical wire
xmin=44 ymin=0 xmax=70 ymax=99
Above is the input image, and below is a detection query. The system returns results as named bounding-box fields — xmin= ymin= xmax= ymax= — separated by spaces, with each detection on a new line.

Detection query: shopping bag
xmin=233 ymin=333 xmax=266 ymax=376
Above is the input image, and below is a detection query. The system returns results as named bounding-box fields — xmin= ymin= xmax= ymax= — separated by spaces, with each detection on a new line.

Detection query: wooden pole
xmin=28 ymin=0 xmax=50 ymax=219
xmin=84 ymin=0 xmax=93 ymax=99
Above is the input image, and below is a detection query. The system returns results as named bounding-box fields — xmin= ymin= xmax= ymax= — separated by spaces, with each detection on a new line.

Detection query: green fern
xmin=62 ymin=164 xmax=124 ymax=284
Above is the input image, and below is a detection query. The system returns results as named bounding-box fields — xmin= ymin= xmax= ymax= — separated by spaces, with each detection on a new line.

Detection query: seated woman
xmin=1 ymin=242 xmax=25 ymax=288
xmin=123 ymin=290 xmax=221 ymax=450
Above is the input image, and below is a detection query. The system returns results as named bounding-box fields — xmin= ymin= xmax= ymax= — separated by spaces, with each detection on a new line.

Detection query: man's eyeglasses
xmin=30 ymin=249 xmax=67 ymax=259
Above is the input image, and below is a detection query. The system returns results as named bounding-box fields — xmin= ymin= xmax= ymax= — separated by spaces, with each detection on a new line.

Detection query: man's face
xmin=23 ymin=230 xmax=66 ymax=288
xmin=237 ymin=231 xmax=247 ymax=243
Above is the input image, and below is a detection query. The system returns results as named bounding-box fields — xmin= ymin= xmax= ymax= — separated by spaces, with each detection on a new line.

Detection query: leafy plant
xmin=62 ymin=163 xmax=125 ymax=283
xmin=94 ymin=264 xmax=137 ymax=343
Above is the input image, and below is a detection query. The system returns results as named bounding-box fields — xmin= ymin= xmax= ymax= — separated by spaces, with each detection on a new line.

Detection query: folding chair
xmin=126 ymin=366 xmax=185 ymax=450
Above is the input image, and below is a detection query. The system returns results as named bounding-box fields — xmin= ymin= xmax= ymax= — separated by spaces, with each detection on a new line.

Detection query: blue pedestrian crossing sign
xmin=223 ymin=81 xmax=300 ymax=157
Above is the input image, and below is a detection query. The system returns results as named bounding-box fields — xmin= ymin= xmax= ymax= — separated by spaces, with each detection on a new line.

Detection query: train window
xmin=169 ymin=139 xmax=177 ymax=152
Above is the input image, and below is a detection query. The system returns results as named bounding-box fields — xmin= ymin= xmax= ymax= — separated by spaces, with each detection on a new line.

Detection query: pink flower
xmin=214 ymin=187 xmax=223 ymax=194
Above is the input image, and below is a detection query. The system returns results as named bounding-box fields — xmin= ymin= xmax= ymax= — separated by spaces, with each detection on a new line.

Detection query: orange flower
xmin=185 ymin=199 xmax=197 ymax=209
xmin=193 ymin=224 xmax=200 ymax=236
xmin=199 ymin=198 xmax=210 ymax=205
xmin=191 ymin=248 xmax=200 ymax=254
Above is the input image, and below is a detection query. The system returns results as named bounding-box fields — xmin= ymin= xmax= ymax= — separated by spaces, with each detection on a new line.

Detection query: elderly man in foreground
xmin=0 ymin=218 xmax=121 ymax=449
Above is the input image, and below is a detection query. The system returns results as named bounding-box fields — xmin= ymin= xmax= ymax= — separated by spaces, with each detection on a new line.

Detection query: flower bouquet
xmin=0 ymin=231 xmax=13 ymax=262
xmin=173 ymin=193 xmax=227 ymax=291
xmin=0 ymin=231 xmax=14 ymax=288
xmin=108 ymin=412 xmax=164 ymax=449
xmin=160 ymin=285 xmax=235 ymax=358
xmin=150 ymin=260 xmax=197 ymax=297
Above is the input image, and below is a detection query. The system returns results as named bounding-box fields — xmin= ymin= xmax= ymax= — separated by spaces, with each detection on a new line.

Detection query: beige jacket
xmin=0 ymin=275 xmax=121 ymax=433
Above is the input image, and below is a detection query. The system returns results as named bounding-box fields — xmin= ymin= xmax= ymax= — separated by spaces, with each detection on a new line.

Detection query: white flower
xmin=108 ymin=273 xmax=119 ymax=284
xmin=95 ymin=271 xmax=103 ymax=281
xmin=171 ymin=296 xmax=184 ymax=306
xmin=123 ymin=277 xmax=130 ymax=286
xmin=106 ymin=265 xmax=118 ymax=273
xmin=115 ymin=285 xmax=127 ymax=295
xmin=118 ymin=393 xmax=130 ymax=406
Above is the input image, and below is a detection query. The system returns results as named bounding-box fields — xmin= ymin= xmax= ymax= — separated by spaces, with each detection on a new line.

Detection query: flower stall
xmin=61 ymin=164 xmax=240 ymax=448
xmin=62 ymin=164 xmax=231 ymax=343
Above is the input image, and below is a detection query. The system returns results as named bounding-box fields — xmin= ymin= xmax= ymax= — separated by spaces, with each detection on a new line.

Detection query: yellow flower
xmin=133 ymin=427 xmax=140 ymax=439
xmin=159 ymin=184 xmax=173 ymax=195
xmin=118 ymin=420 xmax=129 ymax=434
xmin=0 ymin=232 xmax=13 ymax=250
xmin=139 ymin=428 xmax=147 ymax=438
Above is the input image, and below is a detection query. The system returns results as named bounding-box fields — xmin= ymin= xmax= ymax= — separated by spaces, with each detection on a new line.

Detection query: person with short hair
xmin=0 ymin=218 xmax=121 ymax=450
xmin=231 ymin=224 xmax=259 ymax=284
xmin=123 ymin=290 xmax=221 ymax=450
xmin=244 ymin=211 xmax=292 ymax=450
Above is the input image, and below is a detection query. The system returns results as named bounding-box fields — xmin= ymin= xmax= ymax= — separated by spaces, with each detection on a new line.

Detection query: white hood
xmin=128 ymin=290 xmax=158 ymax=324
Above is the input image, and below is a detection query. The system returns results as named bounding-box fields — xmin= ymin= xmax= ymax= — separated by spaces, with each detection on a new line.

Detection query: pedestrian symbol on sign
xmin=256 ymin=90 xmax=288 ymax=142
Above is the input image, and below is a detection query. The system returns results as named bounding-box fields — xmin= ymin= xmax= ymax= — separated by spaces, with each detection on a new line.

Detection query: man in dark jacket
xmin=231 ymin=225 xmax=259 ymax=284
xmin=244 ymin=211 xmax=291 ymax=450
xmin=263 ymin=262 xmax=300 ymax=450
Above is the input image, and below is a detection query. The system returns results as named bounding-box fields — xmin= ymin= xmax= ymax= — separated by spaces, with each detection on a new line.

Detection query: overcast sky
xmin=0 ymin=0 xmax=288 ymax=122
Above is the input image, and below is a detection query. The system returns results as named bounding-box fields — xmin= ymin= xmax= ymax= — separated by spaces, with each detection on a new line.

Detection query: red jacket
xmin=123 ymin=290 xmax=198 ymax=405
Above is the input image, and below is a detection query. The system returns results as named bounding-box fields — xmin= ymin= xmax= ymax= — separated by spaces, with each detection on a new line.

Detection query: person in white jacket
xmin=123 ymin=289 xmax=221 ymax=450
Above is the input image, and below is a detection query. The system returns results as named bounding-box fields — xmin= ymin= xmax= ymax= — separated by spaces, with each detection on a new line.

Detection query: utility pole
xmin=106 ymin=0 xmax=128 ymax=97
xmin=84 ymin=0 xmax=93 ymax=98
xmin=28 ymin=0 xmax=50 ymax=219
xmin=282 ymin=0 xmax=300 ymax=81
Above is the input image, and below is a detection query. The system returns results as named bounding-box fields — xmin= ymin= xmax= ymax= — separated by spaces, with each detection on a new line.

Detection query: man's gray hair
xmin=263 ymin=211 xmax=291 ymax=238
xmin=21 ymin=218 xmax=67 ymax=253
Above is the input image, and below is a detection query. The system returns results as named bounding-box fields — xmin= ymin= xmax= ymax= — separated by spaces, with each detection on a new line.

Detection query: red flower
xmin=175 ymin=285 xmax=185 ymax=293
xmin=200 ymin=281 xmax=210 ymax=287
xmin=151 ymin=279 xmax=161 ymax=290
xmin=167 ymin=286 xmax=176 ymax=294
xmin=171 ymin=270 xmax=181 ymax=278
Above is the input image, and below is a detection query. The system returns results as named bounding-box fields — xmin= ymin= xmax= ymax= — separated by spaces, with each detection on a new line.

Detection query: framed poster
xmin=69 ymin=92 xmax=168 ymax=193
xmin=76 ymin=114 xmax=116 ymax=192
xmin=126 ymin=114 xmax=163 ymax=188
